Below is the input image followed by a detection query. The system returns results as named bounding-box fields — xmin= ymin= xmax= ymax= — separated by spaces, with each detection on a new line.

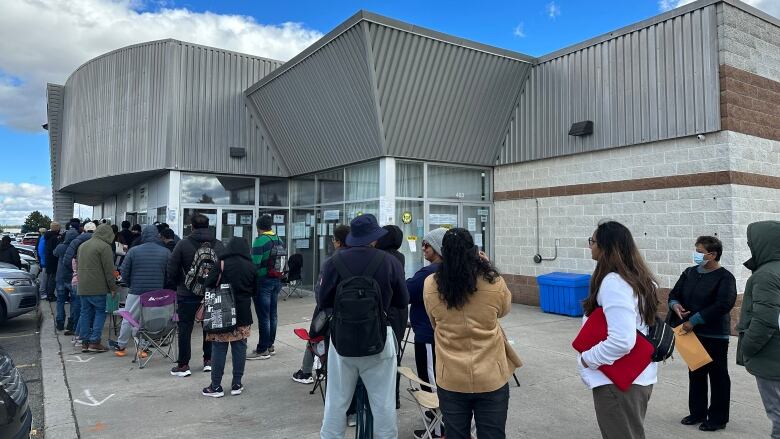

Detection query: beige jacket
xmin=423 ymin=275 xmax=515 ymax=393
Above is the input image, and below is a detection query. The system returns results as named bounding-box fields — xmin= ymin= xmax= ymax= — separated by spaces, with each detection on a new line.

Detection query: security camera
xmin=697 ymin=134 xmax=705 ymax=141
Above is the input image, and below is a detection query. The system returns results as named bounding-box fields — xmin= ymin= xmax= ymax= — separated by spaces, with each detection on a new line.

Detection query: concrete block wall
xmin=494 ymin=131 xmax=780 ymax=298
xmin=718 ymin=3 xmax=780 ymax=83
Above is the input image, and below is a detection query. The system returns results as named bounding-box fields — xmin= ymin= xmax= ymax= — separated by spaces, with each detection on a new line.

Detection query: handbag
xmin=202 ymin=261 xmax=238 ymax=334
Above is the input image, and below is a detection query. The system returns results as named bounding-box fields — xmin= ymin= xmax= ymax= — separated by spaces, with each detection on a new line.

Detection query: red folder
xmin=572 ymin=307 xmax=653 ymax=391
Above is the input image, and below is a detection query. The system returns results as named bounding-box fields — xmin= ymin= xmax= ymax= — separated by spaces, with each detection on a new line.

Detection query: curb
xmin=39 ymin=302 xmax=80 ymax=438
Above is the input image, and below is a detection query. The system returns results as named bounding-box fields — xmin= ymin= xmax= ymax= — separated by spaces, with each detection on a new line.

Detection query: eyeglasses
xmin=587 ymin=237 xmax=596 ymax=247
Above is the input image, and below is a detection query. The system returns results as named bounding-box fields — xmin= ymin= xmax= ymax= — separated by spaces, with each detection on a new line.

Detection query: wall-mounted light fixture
xmin=230 ymin=147 xmax=246 ymax=158
xmin=568 ymin=120 xmax=593 ymax=136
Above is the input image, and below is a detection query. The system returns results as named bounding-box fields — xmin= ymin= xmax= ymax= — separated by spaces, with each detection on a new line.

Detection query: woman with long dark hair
xmin=579 ymin=221 xmax=659 ymax=439
xmin=423 ymin=228 xmax=517 ymax=439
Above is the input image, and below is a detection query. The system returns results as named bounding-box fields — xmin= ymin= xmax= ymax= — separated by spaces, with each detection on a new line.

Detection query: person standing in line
xmin=201 ymin=237 xmax=256 ymax=398
xmin=423 ymin=228 xmax=515 ymax=439
xmin=43 ymin=222 xmax=62 ymax=301
xmin=669 ymin=236 xmax=737 ymax=432
xmin=160 ymin=228 xmax=177 ymax=252
xmin=319 ymin=214 xmax=408 ymax=439
xmin=118 ymin=221 xmax=134 ymax=247
xmin=0 ymin=236 xmax=22 ymax=269
xmin=76 ymin=224 xmax=118 ymax=353
xmin=167 ymin=213 xmax=223 ymax=377
xmin=737 ymin=221 xmax=780 ymax=439
xmin=248 ymin=215 xmax=284 ymax=360
xmin=579 ymin=221 xmax=658 ymax=439
xmin=115 ymin=225 xmax=170 ymax=357
xmin=376 ymin=224 xmax=408 ymax=410
xmin=407 ymin=227 xmax=446 ymax=439
xmin=54 ymin=229 xmax=79 ymax=332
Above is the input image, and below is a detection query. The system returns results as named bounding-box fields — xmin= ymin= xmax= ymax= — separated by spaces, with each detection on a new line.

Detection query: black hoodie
xmin=0 ymin=237 xmax=21 ymax=269
xmin=376 ymin=225 xmax=405 ymax=267
xmin=166 ymin=228 xmax=225 ymax=297
xmin=205 ymin=238 xmax=255 ymax=327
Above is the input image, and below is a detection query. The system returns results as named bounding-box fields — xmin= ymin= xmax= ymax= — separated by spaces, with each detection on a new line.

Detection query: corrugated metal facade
xmin=56 ymin=40 xmax=285 ymax=191
xmin=497 ymin=4 xmax=721 ymax=164
xmin=245 ymin=14 xmax=533 ymax=175
xmin=246 ymin=24 xmax=384 ymax=176
xmin=368 ymin=22 xmax=531 ymax=165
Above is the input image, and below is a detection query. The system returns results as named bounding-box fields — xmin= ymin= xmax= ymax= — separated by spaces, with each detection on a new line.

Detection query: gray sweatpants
xmin=117 ymin=294 xmax=141 ymax=349
xmin=757 ymin=377 xmax=780 ymax=439
xmin=592 ymin=384 xmax=653 ymax=439
xmin=320 ymin=327 xmax=397 ymax=439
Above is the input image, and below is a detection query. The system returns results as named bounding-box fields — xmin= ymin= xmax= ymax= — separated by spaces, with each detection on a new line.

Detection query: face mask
xmin=693 ymin=251 xmax=706 ymax=265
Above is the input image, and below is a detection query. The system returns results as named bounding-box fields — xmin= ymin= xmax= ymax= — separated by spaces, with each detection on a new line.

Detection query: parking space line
xmin=0 ymin=332 xmax=38 ymax=340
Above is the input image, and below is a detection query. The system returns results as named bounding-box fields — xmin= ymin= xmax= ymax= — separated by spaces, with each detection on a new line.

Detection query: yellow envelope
xmin=673 ymin=325 xmax=713 ymax=371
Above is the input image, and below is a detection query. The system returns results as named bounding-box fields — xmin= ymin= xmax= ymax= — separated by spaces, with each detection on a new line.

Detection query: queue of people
xmin=43 ymin=212 xmax=779 ymax=439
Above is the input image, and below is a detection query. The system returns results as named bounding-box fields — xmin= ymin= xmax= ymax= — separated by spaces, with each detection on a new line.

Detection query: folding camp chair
xmin=116 ymin=289 xmax=177 ymax=369
xmin=294 ymin=328 xmax=327 ymax=402
xmin=398 ymin=367 xmax=443 ymax=439
xmin=281 ymin=254 xmax=304 ymax=300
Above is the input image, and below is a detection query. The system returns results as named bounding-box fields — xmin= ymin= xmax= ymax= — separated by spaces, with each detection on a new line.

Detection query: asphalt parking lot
xmin=0 ymin=308 xmax=44 ymax=438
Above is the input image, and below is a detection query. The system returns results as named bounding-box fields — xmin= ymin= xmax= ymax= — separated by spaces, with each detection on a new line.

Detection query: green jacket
xmin=76 ymin=224 xmax=118 ymax=296
xmin=736 ymin=221 xmax=780 ymax=380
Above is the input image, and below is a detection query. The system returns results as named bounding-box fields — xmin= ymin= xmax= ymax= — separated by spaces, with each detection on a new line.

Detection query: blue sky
xmin=0 ymin=0 xmax=777 ymax=224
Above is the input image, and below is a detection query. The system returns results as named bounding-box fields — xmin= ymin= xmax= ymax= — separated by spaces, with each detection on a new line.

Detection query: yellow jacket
xmin=424 ymin=274 xmax=515 ymax=393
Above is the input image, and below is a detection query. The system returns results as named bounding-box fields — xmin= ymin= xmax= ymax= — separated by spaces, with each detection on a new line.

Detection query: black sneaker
xmin=230 ymin=384 xmax=244 ymax=395
xmin=171 ymin=365 xmax=192 ymax=377
xmin=414 ymin=430 xmax=442 ymax=439
xmin=202 ymin=385 xmax=224 ymax=398
xmin=292 ymin=369 xmax=314 ymax=384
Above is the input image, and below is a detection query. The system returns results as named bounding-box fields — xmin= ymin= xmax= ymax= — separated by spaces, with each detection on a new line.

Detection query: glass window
xmin=181 ymin=174 xmax=255 ymax=205
xmin=317 ymin=170 xmax=344 ymax=204
xmin=291 ymin=175 xmax=315 ymax=206
xmin=156 ymin=206 xmax=167 ymax=224
xmin=346 ymin=162 xmax=379 ymax=201
xmin=259 ymin=178 xmax=288 ymax=207
xmin=396 ymin=162 xmax=423 ymax=198
xmin=427 ymin=165 xmax=490 ymax=201
xmin=182 ymin=208 xmax=217 ymax=237
xmin=396 ymin=200 xmax=424 ymax=278
xmin=221 ymin=209 xmax=254 ymax=246
xmin=291 ymin=209 xmax=316 ymax=289
xmin=345 ymin=201 xmax=379 ymax=222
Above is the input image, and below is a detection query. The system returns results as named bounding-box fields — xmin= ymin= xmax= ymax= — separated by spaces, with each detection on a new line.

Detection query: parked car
xmin=13 ymin=236 xmax=22 ymax=243
xmin=0 ymin=348 xmax=32 ymax=439
xmin=0 ymin=264 xmax=38 ymax=324
xmin=17 ymin=256 xmax=40 ymax=279
xmin=20 ymin=234 xmax=38 ymax=247
xmin=10 ymin=244 xmax=35 ymax=260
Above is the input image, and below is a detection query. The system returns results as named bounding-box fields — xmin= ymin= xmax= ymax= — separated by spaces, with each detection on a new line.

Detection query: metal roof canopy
xmin=245 ymin=11 xmax=534 ymax=175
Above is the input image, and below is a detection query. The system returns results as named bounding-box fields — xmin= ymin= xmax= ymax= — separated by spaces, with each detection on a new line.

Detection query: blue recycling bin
xmin=536 ymin=272 xmax=591 ymax=317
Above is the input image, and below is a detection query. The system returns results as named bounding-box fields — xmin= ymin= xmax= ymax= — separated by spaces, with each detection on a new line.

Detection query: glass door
xmin=182 ymin=208 xmax=217 ymax=237
xmin=427 ymin=203 xmax=459 ymax=231
xmin=221 ymin=209 xmax=254 ymax=246
xmin=462 ymin=205 xmax=491 ymax=252
xmin=290 ymin=209 xmax=316 ymax=289
xmin=396 ymin=200 xmax=424 ymax=278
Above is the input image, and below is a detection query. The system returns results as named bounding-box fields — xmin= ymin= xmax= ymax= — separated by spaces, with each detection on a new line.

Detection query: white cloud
xmin=0 ymin=0 xmax=324 ymax=132
xmin=660 ymin=0 xmax=779 ymax=17
xmin=0 ymin=182 xmax=94 ymax=225
xmin=546 ymin=1 xmax=561 ymax=19
xmin=513 ymin=23 xmax=526 ymax=38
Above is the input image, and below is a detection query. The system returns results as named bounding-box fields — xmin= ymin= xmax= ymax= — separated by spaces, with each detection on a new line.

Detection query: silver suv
xmin=0 ymin=264 xmax=38 ymax=324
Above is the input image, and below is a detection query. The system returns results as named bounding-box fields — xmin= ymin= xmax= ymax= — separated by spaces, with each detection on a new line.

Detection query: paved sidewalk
xmin=42 ymin=296 xmax=772 ymax=438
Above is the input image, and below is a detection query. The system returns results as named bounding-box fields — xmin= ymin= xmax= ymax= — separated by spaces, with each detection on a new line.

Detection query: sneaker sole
xmin=258 ymin=356 xmax=271 ymax=360
xmin=202 ymin=392 xmax=224 ymax=398
xmin=292 ymin=378 xmax=314 ymax=384
xmin=203 ymin=368 xmax=212 ymax=372
xmin=230 ymin=389 xmax=243 ymax=396
xmin=171 ymin=371 xmax=192 ymax=377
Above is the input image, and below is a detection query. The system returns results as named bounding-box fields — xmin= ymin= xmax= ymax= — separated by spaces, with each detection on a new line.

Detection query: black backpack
xmin=640 ymin=314 xmax=675 ymax=362
xmin=184 ymin=238 xmax=218 ymax=297
xmin=329 ymin=251 xmax=387 ymax=358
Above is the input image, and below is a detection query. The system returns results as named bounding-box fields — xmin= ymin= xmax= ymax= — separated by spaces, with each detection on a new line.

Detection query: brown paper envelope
xmin=673 ymin=325 xmax=713 ymax=371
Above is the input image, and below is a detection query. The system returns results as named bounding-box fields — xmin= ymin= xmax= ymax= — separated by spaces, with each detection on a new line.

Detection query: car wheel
xmin=0 ymin=301 xmax=6 ymax=324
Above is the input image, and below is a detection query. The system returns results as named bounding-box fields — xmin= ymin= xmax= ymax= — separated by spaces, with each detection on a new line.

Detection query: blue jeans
xmin=254 ymin=277 xmax=281 ymax=353
xmin=211 ymin=339 xmax=247 ymax=389
xmin=79 ymin=295 xmax=108 ymax=344
xmin=57 ymin=283 xmax=80 ymax=329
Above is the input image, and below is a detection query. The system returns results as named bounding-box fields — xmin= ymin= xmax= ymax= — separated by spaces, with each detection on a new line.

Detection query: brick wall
xmin=718 ymin=3 xmax=780 ymax=83
xmin=720 ymin=65 xmax=780 ymax=142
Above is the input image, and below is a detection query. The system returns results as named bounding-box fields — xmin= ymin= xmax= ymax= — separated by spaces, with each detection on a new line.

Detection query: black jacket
xmin=118 ymin=229 xmax=134 ymax=246
xmin=43 ymin=230 xmax=61 ymax=274
xmin=205 ymin=238 xmax=255 ymax=327
xmin=166 ymin=228 xmax=225 ymax=297
xmin=0 ymin=243 xmax=21 ymax=269
xmin=668 ymin=266 xmax=738 ymax=337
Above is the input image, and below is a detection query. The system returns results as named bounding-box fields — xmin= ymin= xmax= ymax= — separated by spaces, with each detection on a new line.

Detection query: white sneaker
xmin=230 ymin=384 xmax=244 ymax=395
